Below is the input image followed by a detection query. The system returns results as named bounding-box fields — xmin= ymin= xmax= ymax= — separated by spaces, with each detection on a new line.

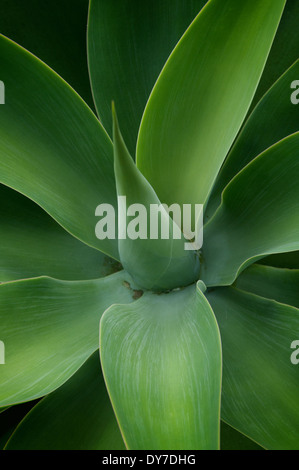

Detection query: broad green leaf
xmin=202 ymin=133 xmax=299 ymax=287
xmin=220 ymin=421 xmax=263 ymax=450
xmin=258 ymin=251 xmax=299 ymax=269
xmin=0 ymin=0 xmax=94 ymax=109
xmin=0 ymin=34 xmax=118 ymax=260
xmin=87 ymin=0 xmax=207 ymax=156
xmin=251 ymin=0 xmax=299 ymax=109
xmin=0 ymin=271 xmax=137 ymax=407
xmin=0 ymin=183 xmax=119 ymax=282
xmin=100 ymin=282 xmax=222 ymax=450
xmin=234 ymin=264 xmax=299 ymax=309
xmin=5 ymin=352 xmax=125 ymax=450
xmin=206 ymin=60 xmax=299 ymax=220
xmin=112 ymin=106 xmax=200 ymax=290
xmin=207 ymin=287 xmax=299 ymax=450
xmin=137 ymin=0 xmax=286 ymax=210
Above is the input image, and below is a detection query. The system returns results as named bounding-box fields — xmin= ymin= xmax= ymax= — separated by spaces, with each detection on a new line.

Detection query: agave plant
xmin=0 ymin=0 xmax=298 ymax=450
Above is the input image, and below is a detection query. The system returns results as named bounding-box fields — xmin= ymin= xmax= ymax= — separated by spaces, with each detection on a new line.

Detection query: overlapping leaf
xmin=0 ymin=271 xmax=136 ymax=406
xmin=202 ymin=133 xmax=299 ymax=286
xmin=206 ymin=60 xmax=299 ymax=219
xmin=87 ymin=0 xmax=208 ymax=155
xmin=0 ymin=184 xmax=116 ymax=282
xmin=0 ymin=34 xmax=118 ymax=260
xmin=112 ymin=106 xmax=200 ymax=290
xmin=4 ymin=352 xmax=125 ymax=450
xmin=137 ymin=0 xmax=285 ymax=210
xmin=207 ymin=287 xmax=299 ymax=450
xmin=100 ymin=282 xmax=222 ymax=450
xmin=234 ymin=264 xmax=299 ymax=309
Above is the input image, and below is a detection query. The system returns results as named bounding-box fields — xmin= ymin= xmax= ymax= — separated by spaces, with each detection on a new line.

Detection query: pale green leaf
xmin=100 ymin=282 xmax=222 ymax=450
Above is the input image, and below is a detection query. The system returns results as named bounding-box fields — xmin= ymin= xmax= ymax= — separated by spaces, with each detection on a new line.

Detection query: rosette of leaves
xmin=0 ymin=0 xmax=298 ymax=450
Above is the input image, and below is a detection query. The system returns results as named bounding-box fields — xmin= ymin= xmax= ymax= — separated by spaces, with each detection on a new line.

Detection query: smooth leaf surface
xmin=0 ymin=183 xmax=118 ymax=282
xmin=207 ymin=287 xmax=299 ymax=450
xmin=234 ymin=264 xmax=299 ymax=309
xmin=0 ymin=34 xmax=118 ymax=260
xmin=206 ymin=60 xmax=299 ymax=220
xmin=88 ymin=0 xmax=207 ymax=156
xmin=100 ymin=282 xmax=222 ymax=450
xmin=5 ymin=352 xmax=125 ymax=450
xmin=137 ymin=0 xmax=285 ymax=209
xmin=0 ymin=271 xmax=136 ymax=407
xmin=202 ymin=133 xmax=299 ymax=286
xmin=112 ymin=107 xmax=200 ymax=290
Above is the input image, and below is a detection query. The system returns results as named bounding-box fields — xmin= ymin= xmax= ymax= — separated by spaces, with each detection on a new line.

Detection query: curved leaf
xmin=100 ymin=282 xmax=222 ymax=450
xmin=87 ymin=0 xmax=207 ymax=155
xmin=206 ymin=59 xmax=299 ymax=220
xmin=0 ymin=271 xmax=136 ymax=407
xmin=207 ymin=287 xmax=299 ymax=450
xmin=234 ymin=264 xmax=299 ymax=309
xmin=0 ymin=183 xmax=118 ymax=282
xmin=112 ymin=106 xmax=200 ymax=290
xmin=5 ymin=352 xmax=125 ymax=450
xmin=0 ymin=34 xmax=118 ymax=260
xmin=202 ymin=133 xmax=299 ymax=286
xmin=137 ymin=0 xmax=286 ymax=209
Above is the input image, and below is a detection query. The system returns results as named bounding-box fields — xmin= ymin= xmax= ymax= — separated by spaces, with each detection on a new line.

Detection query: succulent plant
xmin=0 ymin=0 xmax=298 ymax=450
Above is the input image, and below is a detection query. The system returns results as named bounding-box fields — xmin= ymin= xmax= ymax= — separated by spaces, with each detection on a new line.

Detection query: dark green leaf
xmin=234 ymin=264 xmax=299 ymax=309
xmin=207 ymin=287 xmax=299 ymax=450
xmin=0 ymin=271 xmax=136 ymax=406
xmin=5 ymin=352 xmax=125 ymax=450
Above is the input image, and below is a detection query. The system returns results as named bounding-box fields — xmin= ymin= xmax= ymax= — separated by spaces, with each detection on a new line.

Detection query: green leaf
xmin=87 ymin=0 xmax=207 ymax=156
xmin=0 ymin=271 xmax=137 ymax=407
xmin=206 ymin=287 xmax=299 ymax=450
xmin=5 ymin=352 xmax=125 ymax=450
xmin=136 ymin=0 xmax=286 ymax=209
xmin=112 ymin=106 xmax=200 ymax=290
xmin=206 ymin=59 xmax=299 ymax=220
xmin=100 ymin=282 xmax=222 ymax=450
xmin=202 ymin=133 xmax=299 ymax=287
xmin=258 ymin=251 xmax=299 ymax=269
xmin=234 ymin=264 xmax=299 ymax=309
xmin=0 ymin=183 xmax=119 ymax=282
xmin=0 ymin=34 xmax=118 ymax=260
